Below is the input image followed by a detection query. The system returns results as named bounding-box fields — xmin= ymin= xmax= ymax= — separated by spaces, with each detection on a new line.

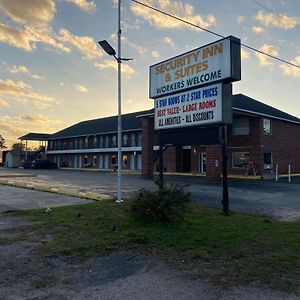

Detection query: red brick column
xmin=206 ymin=145 xmax=221 ymax=181
xmin=141 ymin=116 xmax=154 ymax=179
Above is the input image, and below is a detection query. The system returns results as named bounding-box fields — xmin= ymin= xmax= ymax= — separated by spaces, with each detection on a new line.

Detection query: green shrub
xmin=129 ymin=183 xmax=191 ymax=222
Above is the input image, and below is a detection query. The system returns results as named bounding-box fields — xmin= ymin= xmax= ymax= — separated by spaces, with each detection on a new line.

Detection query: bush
xmin=129 ymin=182 xmax=191 ymax=222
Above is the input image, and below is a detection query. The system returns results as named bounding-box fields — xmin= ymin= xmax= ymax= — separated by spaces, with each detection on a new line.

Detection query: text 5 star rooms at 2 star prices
xmin=154 ymin=84 xmax=223 ymax=130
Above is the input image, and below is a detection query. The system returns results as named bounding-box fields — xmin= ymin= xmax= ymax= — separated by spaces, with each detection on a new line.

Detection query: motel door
xmin=199 ymin=153 xmax=206 ymax=173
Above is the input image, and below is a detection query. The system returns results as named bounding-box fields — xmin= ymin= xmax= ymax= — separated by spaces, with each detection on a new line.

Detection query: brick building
xmin=43 ymin=93 xmax=300 ymax=180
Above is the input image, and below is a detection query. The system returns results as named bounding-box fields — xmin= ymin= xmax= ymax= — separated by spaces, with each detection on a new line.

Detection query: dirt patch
xmin=0 ymin=214 xmax=299 ymax=300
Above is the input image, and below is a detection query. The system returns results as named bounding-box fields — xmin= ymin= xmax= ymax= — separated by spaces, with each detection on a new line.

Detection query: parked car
xmin=31 ymin=159 xmax=57 ymax=169
xmin=21 ymin=158 xmax=33 ymax=169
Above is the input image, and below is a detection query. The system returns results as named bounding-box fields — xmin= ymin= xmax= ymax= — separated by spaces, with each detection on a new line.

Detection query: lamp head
xmin=98 ymin=40 xmax=116 ymax=56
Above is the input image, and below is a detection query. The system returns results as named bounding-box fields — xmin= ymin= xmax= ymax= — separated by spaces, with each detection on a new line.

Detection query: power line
xmin=250 ymin=0 xmax=300 ymax=28
xmin=131 ymin=0 xmax=300 ymax=70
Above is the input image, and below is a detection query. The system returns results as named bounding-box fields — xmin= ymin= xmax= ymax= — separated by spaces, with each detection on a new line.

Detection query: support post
xmin=25 ymin=140 xmax=28 ymax=159
xmin=221 ymin=125 xmax=229 ymax=216
xmin=288 ymin=164 xmax=291 ymax=183
xmin=275 ymin=164 xmax=278 ymax=182
xmin=116 ymin=0 xmax=123 ymax=203
xmin=158 ymin=142 xmax=164 ymax=190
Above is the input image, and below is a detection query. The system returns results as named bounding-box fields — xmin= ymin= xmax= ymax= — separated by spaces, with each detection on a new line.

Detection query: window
xmin=264 ymin=153 xmax=273 ymax=169
xmin=104 ymin=136 xmax=109 ymax=148
xmin=233 ymin=118 xmax=249 ymax=135
xmin=93 ymin=136 xmax=97 ymax=147
xmin=93 ymin=156 xmax=97 ymax=166
xmin=263 ymin=118 xmax=272 ymax=135
xmin=123 ymin=155 xmax=128 ymax=167
xmin=99 ymin=136 xmax=104 ymax=148
xmin=130 ymin=132 xmax=136 ymax=147
xmin=137 ymin=132 xmax=142 ymax=146
xmin=85 ymin=137 xmax=88 ymax=148
xmin=123 ymin=134 xmax=128 ymax=146
xmin=232 ymin=152 xmax=250 ymax=168
xmin=111 ymin=135 xmax=117 ymax=147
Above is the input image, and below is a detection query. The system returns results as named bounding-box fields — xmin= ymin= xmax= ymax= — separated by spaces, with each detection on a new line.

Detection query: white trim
xmin=136 ymin=112 xmax=154 ymax=118
xmin=233 ymin=107 xmax=300 ymax=125
xmin=47 ymin=146 xmax=141 ymax=155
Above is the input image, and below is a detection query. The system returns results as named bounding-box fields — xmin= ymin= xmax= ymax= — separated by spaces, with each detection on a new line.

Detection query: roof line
xmin=49 ymin=128 xmax=141 ymax=140
xmin=233 ymin=107 xmax=300 ymax=124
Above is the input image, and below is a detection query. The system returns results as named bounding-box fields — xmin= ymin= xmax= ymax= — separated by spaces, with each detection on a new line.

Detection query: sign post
xmin=221 ymin=125 xmax=229 ymax=215
xmin=149 ymin=36 xmax=241 ymax=216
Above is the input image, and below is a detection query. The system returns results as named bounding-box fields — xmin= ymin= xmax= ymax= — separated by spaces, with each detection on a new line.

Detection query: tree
xmin=0 ymin=135 xmax=7 ymax=149
xmin=11 ymin=142 xmax=25 ymax=153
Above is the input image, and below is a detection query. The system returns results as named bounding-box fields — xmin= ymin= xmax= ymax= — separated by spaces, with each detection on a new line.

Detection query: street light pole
xmin=116 ymin=0 xmax=123 ymax=203
xmin=99 ymin=1 xmax=132 ymax=203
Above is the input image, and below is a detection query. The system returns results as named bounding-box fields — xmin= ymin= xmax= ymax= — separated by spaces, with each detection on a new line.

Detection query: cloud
xmin=7 ymin=65 xmax=29 ymax=74
xmin=255 ymin=44 xmax=279 ymax=66
xmin=251 ymin=26 xmax=265 ymax=34
xmin=110 ymin=33 xmax=147 ymax=55
xmin=254 ymin=11 xmax=299 ymax=30
xmin=241 ymin=48 xmax=250 ymax=60
xmin=0 ymin=22 xmax=71 ymax=53
xmin=7 ymin=65 xmax=45 ymax=80
xmin=0 ymin=79 xmax=54 ymax=108
xmin=0 ymin=23 xmax=33 ymax=51
xmin=58 ymin=29 xmax=103 ymax=59
xmin=0 ymin=0 xmax=56 ymax=25
xmin=237 ymin=15 xmax=245 ymax=24
xmin=164 ymin=37 xmax=175 ymax=48
xmin=0 ymin=98 xmax=9 ymax=108
xmin=64 ymin=0 xmax=96 ymax=12
xmin=31 ymin=74 xmax=45 ymax=80
xmin=151 ymin=50 xmax=160 ymax=59
xmin=74 ymin=84 xmax=88 ymax=92
xmin=94 ymin=60 xmax=135 ymax=78
xmin=0 ymin=0 xmax=96 ymax=56
xmin=280 ymin=56 xmax=300 ymax=77
xmin=0 ymin=114 xmax=62 ymax=145
xmin=130 ymin=0 xmax=216 ymax=30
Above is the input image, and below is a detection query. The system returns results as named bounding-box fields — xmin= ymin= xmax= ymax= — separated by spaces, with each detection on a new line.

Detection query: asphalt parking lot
xmin=0 ymin=167 xmax=299 ymax=221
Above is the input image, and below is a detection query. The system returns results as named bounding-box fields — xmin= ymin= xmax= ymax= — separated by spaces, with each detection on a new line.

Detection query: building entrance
xmin=176 ymin=147 xmax=191 ymax=173
xmin=199 ymin=152 xmax=206 ymax=173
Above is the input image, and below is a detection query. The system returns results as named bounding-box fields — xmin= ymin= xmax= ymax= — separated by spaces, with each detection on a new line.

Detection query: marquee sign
xmin=149 ymin=36 xmax=241 ymax=99
xmin=154 ymin=83 xmax=232 ymax=130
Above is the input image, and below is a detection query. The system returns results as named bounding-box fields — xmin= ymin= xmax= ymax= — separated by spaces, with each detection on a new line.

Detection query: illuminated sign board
xmin=149 ymin=36 xmax=241 ymax=99
xmin=154 ymin=83 xmax=232 ymax=130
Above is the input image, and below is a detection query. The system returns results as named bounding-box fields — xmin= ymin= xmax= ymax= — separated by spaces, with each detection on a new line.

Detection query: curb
xmin=0 ymin=178 xmax=112 ymax=201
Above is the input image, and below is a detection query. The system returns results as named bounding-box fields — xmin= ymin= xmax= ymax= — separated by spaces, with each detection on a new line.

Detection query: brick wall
xmin=206 ymin=145 xmax=221 ymax=180
xmin=261 ymin=119 xmax=300 ymax=174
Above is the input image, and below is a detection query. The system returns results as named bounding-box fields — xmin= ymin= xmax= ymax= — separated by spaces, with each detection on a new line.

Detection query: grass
xmin=2 ymin=200 xmax=300 ymax=294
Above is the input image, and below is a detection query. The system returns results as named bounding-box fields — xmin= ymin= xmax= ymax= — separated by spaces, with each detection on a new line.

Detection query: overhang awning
xmin=18 ymin=133 xmax=52 ymax=141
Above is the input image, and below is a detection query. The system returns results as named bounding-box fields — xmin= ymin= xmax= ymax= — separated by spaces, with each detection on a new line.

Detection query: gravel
xmin=0 ymin=214 xmax=299 ymax=300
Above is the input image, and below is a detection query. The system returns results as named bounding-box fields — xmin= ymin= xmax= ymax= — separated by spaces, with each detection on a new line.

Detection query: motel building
xmin=19 ymin=93 xmax=300 ymax=181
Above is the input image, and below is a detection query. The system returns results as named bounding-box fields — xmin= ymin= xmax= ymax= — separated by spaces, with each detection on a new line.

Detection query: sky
xmin=0 ymin=0 xmax=300 ymax=148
